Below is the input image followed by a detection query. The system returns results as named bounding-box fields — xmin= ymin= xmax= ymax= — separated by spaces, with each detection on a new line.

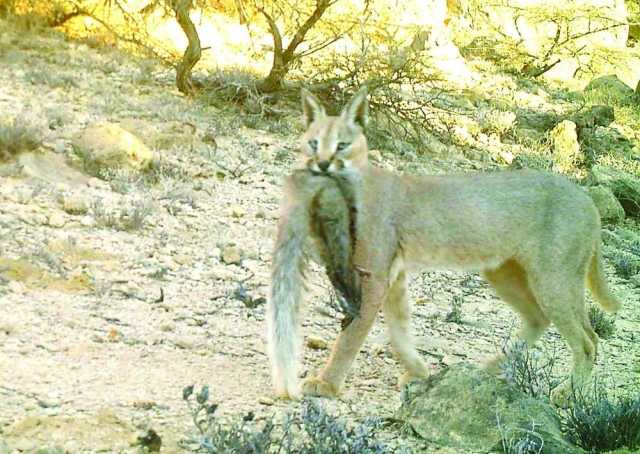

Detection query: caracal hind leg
xmin=483 ymin=259 xmax=550 ymax=346
xmin=302 ymin=277 xmax=386 ymax=397
xmin=481 ymin=259 xmax=550 ymax=372
xmin=528 ymin=268 xmax=596 ymax=400
xmin=383 ymin=269 xmax=429 ymax=387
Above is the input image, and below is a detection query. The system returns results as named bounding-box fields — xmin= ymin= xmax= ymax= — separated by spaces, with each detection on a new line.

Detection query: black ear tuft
xmin=340 ymin=87 xmax=369 ymax=129
xmin=301 ymin=88 xmax=326 ymax=127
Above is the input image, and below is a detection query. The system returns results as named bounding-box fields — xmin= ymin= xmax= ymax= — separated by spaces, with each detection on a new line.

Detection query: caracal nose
xmin=318 ymin=160 xmax=331 ymax=171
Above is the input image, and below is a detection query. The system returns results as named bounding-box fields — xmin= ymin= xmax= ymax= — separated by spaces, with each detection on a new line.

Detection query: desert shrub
xmin=182 ymin=385 xmax=392 ymax=453
xmin=587 ymin=305 xmax=616 ymax=340
xmin=497 ymin=416 xmax=545 ymax=454
xmin=454 ymin=1 xmax=629 ymax=79
xmin=295 ymin=24 xmax=447 ymax=154
xmin=561 ymin=384 xmax=640 ymax=452
xmin=0 ymin=116 xmax=42 ymax=161
xmin=445 ymin=295 xmax=464 ymax=324
xmin=611 ymin=251 xmax=640 ymax=280
xmin=500 ymin=341 xmax=563 ymax=401
xmin=91 ymin=198 xmax=152 ymax=231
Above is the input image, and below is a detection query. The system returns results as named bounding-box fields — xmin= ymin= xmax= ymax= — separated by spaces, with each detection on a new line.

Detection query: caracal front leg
xmin=383 ymin=268 xmax=430 ymax=387
xmin=302 ymin=276 xmax=386 ymax=397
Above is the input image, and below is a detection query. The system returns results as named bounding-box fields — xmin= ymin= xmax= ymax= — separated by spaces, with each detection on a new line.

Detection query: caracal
xmin=268 ymin=88 xmax=621 ymax=400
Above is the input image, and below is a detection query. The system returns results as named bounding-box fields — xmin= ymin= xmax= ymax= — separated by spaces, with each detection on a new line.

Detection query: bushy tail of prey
xmin=268 ymin=208 xmax=308 ymax=399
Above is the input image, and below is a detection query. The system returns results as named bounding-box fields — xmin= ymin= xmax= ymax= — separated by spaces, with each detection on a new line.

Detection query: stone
xmin=258 ymin=397 xmax=275 ymax=406
xmin=588 ymin=165 xmax=640 ymax=217
xmin=71 ymin=122 xmax=154 ymax=173
xmin=368 ymin=149 xmax=383 ymax=162
xmin=229 ymin=205 xmax=246 ymax=218
xmin=306 ymin=336 xmax=329 ymax=350
xmin=550 ymin=120 xmax=580 ymax=173
xmin=221 ymin=245 xmax=242 ymax=265
xmin=62 ymin=193 xmax=90 ymax=215
xmin=48 ymin=212 xmax=67 ymax=228
xmin=570 ymin=105 xmax=614 ymax=131
xmin=585 ymin=75 xmax=635 ymax=104
xmin=587 ymin=185 xmax=625 ymax=223
xmin=398 ymin=364 xmax=580 ymax=453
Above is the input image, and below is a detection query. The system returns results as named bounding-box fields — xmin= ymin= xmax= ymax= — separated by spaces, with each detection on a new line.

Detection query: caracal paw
xmin=301 ymin=376 xmax=340 ymax=398
xmin=274 ymin=381 xmax=301 ymax=401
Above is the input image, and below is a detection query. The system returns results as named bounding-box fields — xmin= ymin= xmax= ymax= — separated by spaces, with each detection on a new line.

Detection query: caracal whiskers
xmin=268 ymin=87 xmax=621 ymax=400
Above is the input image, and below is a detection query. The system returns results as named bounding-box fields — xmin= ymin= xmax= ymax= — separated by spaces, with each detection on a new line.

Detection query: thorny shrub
xmin=500 ymin=340 xmax=563 ymax=401
xmin=182 ymin=385 xmax=393 ymax=453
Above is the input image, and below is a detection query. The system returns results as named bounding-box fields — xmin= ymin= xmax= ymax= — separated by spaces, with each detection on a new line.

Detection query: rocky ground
xmin=0 ymin=23 xmax=639 ymax=453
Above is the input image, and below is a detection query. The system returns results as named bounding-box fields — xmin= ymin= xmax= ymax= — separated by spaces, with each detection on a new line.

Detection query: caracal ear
xmin=340 ymin=87 xmax=369 ymax=129
xmin=301 ymin=88 xmax=326 ymax=127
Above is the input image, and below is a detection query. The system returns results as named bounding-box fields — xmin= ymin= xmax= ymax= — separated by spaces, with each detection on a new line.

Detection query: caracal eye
xmin=336 ymin=142 xmax=350 ymax=152
xmin=308 ymin=139 xmax=318 ymax=152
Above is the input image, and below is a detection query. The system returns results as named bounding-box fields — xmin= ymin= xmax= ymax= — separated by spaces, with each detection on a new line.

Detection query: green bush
xmin=561 ymin=384 xmax=640 ymax=452
xmin=0 ymin=116 xmax=41 ymax=161
xmin=588 ymin=305 xmax=616 ymax=339
xmin=500 ymin=340 xmax=563 ymax=401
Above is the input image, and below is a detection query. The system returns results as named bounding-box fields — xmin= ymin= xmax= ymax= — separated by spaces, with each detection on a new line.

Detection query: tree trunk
xmin=172 ymin=0 xmax=201 ymax=96
xmin=257 ymin=0 xmax=331 ymax=93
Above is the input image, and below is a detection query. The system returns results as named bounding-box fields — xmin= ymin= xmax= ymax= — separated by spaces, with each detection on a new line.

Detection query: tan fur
xmin=268 ymin=88 xmax=621 ymax=400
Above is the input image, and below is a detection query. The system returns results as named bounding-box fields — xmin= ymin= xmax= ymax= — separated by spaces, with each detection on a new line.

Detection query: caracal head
xmin=299 ymin=88 xmax=369 ymax=174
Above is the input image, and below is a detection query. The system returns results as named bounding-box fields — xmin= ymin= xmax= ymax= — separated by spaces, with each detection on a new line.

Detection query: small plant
xmin=300 ymin=398 xmax=389 ymax=453
xmin=497 ymin=415 xmax=544 ymax=454
xmin=182 ymin=385 xmax=393 ymax=453
xmin=561 ymin=383 xmax=640 ymax=452
xmin=500 ymin=340 xmax=563 ymax=401
xmin=92 ymin=198 xmax=152 ymax=231
xmin=588 ymin=305 xmax=616 ymax=339
xmin=0 ymin=116 xmax=42 ymax=161
xmin=611 ymin=252 xmax=640 ymax=280
xmin=445 ymin=295 xmax=464 ymax=323
xmin=479 ymin=109 xmax=517 ymax=137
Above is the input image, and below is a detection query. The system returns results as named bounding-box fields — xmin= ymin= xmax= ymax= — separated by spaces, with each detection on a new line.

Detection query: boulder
xmin=588 ymin=165 xmax=640 ymax=217
xmin=570 ymin=105 xmax=615 ymax=132
xmin=71 ymin=122 xmax=154 ymax=174
xmin=587 ymin=185 xmax=625 ymax=223
xmin=398 ymin=364 xmax=579 ymax=453
xmin=585 ymin=75 xmax=635 ymax=104
xmin=550 ymin=120 xmax=580 ymax=173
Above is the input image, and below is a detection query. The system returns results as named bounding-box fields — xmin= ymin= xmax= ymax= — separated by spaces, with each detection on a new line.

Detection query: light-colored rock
xmin=368 ymin=148 xmax=383 ymax=162
xmin=18 ymin=152 xmax=91 ymax=187
xmin=63 ymin=193 xmax=90 ymax=215
xmin=48 ymin=212 xmax=67 ymax=228
xmin=258 ymin=396 xmax=275 ymax=406
xmin=229 ymin=205 xmax=246 ymax=218
xmin=587 ymin=185 xmax=625 ymax=223
xmin=71 ymin=122 xmax=154 ymax=172
xmin=550 ymin=120 xmax=580 ymax=173
xmin=221 ymin=245 xmax=242 ymax=265
xmin=479 ymin=109 xmax=516 ymax=136
xmin=307 ymin=336 xmax=329 ymax=350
